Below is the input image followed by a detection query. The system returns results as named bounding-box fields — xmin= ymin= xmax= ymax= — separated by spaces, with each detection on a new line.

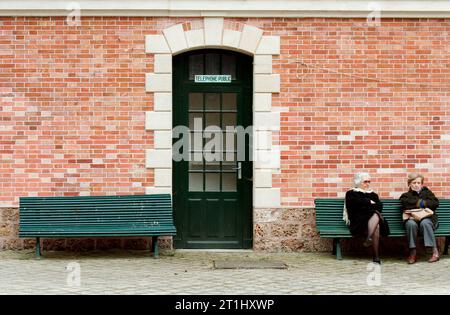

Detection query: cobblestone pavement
xmin=0 ymin=249 xmax=449 ymax=294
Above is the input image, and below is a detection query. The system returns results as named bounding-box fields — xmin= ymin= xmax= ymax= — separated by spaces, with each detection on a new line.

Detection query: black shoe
xmin=363 ymin=238 xmax=373 ymax=247
xmin=372 ymin=258 xmax=381 ymax=265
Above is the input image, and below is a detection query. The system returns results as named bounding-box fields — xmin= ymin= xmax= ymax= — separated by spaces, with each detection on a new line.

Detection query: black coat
xmin=345 ymin=190 xmax=383 ymax=237
xmin=399 ymin=187 xmax=439 ymax=228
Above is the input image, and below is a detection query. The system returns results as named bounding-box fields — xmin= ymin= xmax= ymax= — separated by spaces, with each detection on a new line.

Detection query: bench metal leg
xmin=332 ymin=239 xmax=337 ymax=255
xmin=335 ymin=238 xmax=342 ymax=260
xmin=444 ymin=237 xmax=450 ymax=255
xmin=152 ymin=236 xmax=159 ymax=258
xmin=36 ymin=237 xmax=41 ymax=259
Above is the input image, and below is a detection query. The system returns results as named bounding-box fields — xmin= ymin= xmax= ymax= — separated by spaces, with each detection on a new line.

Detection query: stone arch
xmin=144 ymin=17 xmax=281 ymax=208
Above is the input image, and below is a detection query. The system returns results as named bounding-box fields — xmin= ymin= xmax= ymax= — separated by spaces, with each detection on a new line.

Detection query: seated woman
xmin=344 ymin=172 xmax=384 ymax=264
xmin=400 ymin=173 xmax=440 ymax=264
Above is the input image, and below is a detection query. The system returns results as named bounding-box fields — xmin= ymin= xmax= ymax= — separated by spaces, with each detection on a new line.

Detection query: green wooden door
xmin=173 ymin=49 xmax=253 ymax=249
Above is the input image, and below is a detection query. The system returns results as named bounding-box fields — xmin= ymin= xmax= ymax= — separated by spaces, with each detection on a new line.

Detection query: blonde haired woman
xmin=400 ymin=173 xmax=440 ymax=264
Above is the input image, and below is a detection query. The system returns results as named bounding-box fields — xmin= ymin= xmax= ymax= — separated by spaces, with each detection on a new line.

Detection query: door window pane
xmin=189 ymin=113 xmax=203 ymax=130
xmin=189 ymin=173 xmax=203 ymax=191
xmin=189 ymin=93 xmax=203 ymax=111
xmin=205 ymin=113 xmax=220 ymax=128
xmin=189 ymin=54 xmax=204 ymax=80
xmin=222 ymin=54 xmax=236 ymax=79
xmin=205 ymin=93 xmax=220 ymax=111
xmin=222 ymin=113 xmax=236 ymax=128
xmin=205 ymin=173 xmax=220 ymax=191
xmin=222 ymin=93 xmax=236 ymax=111
xmin=189 ymin=161 xmax=203 ymax=171
xmin=205 ymin=53 xmax=220 ymax=75
xmin=222 ymin=173 xmax=237 ymax=192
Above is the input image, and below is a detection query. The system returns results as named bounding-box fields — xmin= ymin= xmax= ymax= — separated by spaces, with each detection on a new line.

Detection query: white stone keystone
xmin=204 ymin=18 xmax=224 ymax=46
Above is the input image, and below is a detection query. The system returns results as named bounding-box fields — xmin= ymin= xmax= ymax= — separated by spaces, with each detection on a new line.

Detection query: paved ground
xmin=0 ymin=249 xmax=449 ymax=295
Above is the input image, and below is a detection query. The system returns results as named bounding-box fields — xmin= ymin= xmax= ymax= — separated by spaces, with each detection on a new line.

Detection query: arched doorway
xmin=172 ymin=49 xmax=253 ymax=249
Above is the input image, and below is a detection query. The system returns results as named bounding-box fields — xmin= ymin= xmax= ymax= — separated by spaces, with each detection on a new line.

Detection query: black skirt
xmin=349 ymin=211 xmax=373 ymax=237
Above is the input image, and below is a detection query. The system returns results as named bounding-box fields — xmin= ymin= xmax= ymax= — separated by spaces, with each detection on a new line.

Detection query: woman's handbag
xmin=402 ymin=208 xmax=434 ymax=222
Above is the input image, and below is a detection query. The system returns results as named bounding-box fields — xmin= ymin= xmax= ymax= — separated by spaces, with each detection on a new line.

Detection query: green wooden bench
xmin=315 ymin=198 xmax=450 ymax=260
xmin=19 ymin=194 xmax=177 ymax=258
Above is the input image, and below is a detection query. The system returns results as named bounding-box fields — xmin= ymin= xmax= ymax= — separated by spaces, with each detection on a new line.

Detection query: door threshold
xmin=175 ymin=249 xmax=254 ymax=253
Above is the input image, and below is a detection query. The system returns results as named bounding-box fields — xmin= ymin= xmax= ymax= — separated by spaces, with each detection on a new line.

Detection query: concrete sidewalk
xmin=0 ymin=250 xmax=449 ymax=294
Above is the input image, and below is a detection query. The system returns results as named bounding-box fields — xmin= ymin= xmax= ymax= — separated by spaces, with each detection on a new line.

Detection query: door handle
xmin=232 ymin=162 xmax=242 ymax=179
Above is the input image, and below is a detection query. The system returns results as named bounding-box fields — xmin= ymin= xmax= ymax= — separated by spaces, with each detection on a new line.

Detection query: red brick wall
xmin=269 ymin=18 xmax=450 ymax=206
xmin=1 ymin=17 xmax=450 ymax=251
xmin=0 ymin=17 xmax=160 ymax=206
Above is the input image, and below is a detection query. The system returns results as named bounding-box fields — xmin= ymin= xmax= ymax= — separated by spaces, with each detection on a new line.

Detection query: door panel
xmin=223 ymin=199 xmax=238 ymax=238
xmin=187 ymin=199 xmax=202 ymax=238
xmin=206 ymin=199 xmax=220 ymax=238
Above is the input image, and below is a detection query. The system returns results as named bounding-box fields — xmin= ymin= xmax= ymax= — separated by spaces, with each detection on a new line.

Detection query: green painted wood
xmin=172 ymin=49 xmax=253 ymax=249
xmin=19 ymin=194 xmax=177 ymax=257
xmin=315 ymin=198 xmax=450 ymax=259
xmin=152 ymin=236 xmax=159 ymax=258
xmin=36 ymin=237 xmax=41 ymax=259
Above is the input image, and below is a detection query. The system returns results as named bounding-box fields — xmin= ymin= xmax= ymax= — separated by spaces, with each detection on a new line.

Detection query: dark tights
xmin=367 ymin=213 xmax=380 ymax=261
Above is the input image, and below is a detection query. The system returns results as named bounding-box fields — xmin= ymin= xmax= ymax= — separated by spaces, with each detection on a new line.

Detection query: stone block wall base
xmin=253 ymin=207 xmax=329 ymax=252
